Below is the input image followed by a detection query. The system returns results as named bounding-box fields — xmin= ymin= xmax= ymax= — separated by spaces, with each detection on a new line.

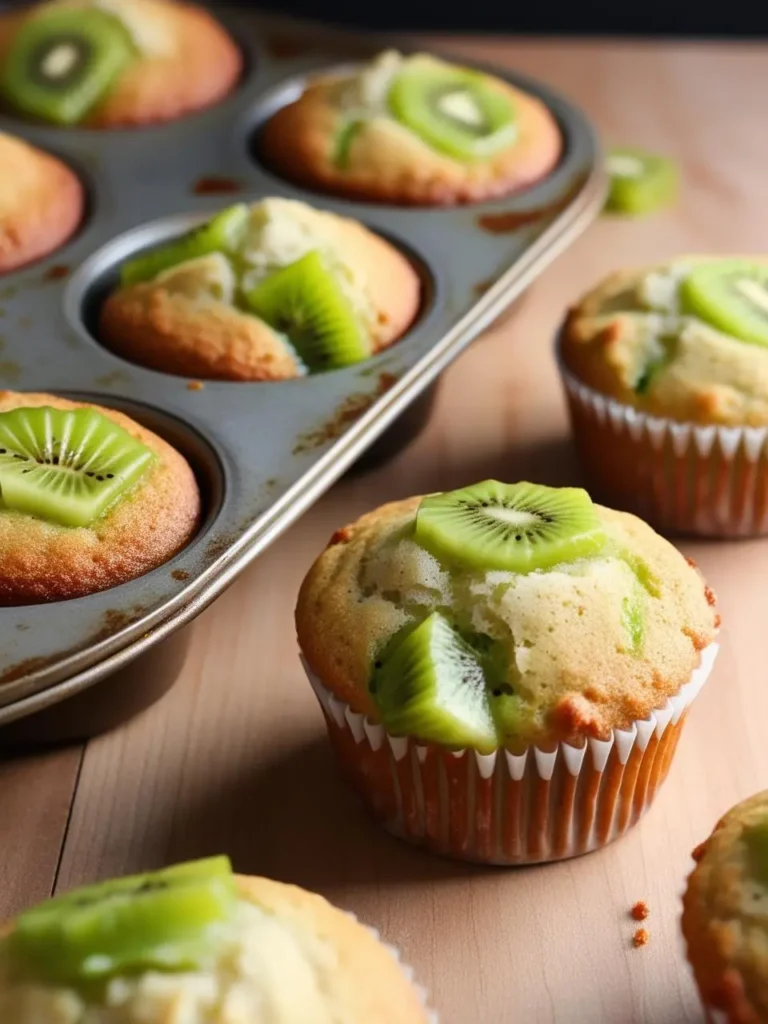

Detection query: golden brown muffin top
xmin=99 ymin=198 xmax=421 ymax=381
xmin=561 ymin=257 xmax=768 ymax=427
xmin=296 ymin=492 xmax=719 ymax=749
xmin=0 ymin=391 xmax=200 ymax=604
xmin=0 ymin=875 xmax=431 ymax=1023
xmin=260 ymin=50 xmax=562 ymax=206
xmin=0 ymin=0 xmax=241 ymax=128
xmin=683 ymin=792 xmax=768 ymax=1023
xmin=0 ymin=131 xmax=83 ymax=273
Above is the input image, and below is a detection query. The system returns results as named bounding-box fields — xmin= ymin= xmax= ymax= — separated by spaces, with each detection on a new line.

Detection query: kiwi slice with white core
xmin=0 ymin=8 xmax=134 ymax=125
xmin=604 ymin=147 xmax=678 ymax=215
xmin=415 ymin=480 xmax=606 ymax=573
xmin=0 ymin=406 xmax=154 ymax=528
xmin=387 ymin=64 xmax=517 ymax=161
xmin=244 ymin=250 xmax=369 ymax=371
xmin=371 ymin=612 xmax=497 ymax=750
xmin=10 ymin=856 xmax=236 ymax=986
xmin=680 ymin=260 xmax=768 ymax=347
xmin=120 ymin=205 xmax=249 ymax=288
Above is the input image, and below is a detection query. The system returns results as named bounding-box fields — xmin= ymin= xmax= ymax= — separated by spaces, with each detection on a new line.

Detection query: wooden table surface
xmin=2 ymin=37 xmax=768 ymax=1024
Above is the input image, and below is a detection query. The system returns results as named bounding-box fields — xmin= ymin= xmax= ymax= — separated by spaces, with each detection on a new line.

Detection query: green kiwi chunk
xmin=333 ymin=119 xmax=365 ymax=169
xmin=0 ymin=406 xmax=154 ymax=528
xmin=680 ymin=260 xmax=768 ymax=348
xmin=244 ymin=250 xmax=369 ymax=371
xmin=370 ymin=612 xmax=497 ymax=750
xmin=10 ymin=856 xmax=236 ymax=985
xmin=120 ymin=205 xmax=250 ymax=287
xmin=387 ymin=64 xmax=517 ymax=161
xmin=414 ymin=480 xmax=607 ymax=573
xmin=0 ymin=8 xmax=134 ymax=125
xmin=745 ymin=819 xmax=768 ymax=887
xmin=604 ymin=147 xmax=678 ymax=216
xmin=621 ymin=589 xmax=645 ymax=655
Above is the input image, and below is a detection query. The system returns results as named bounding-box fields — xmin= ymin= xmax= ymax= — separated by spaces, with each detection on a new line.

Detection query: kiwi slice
xmin=388 ymin=64 xmax=517 ymax=161
xmin=120 ymin=205 xmax=249 ymax=287
xmin=10 ymin=856 xmax=236 ymax=986
xmin=621 ymin=590 xmax=645 ymax=655
xmin=415 ymin=481 xmax=606 ymax=573
xmin=0 ymin=8 xmax=135 ymax=125
xmin=333 ymin=119 xmax=365 ymax=169
xmin=604 ymin=147 xmax=678 ymax=215
xmin=745 ymin=819 xmax=768 ymax=887
xmin=0 ymin=406 xmax=154 ymax=528
xmin=679 ymin=260 xmax=768 ymax=348
xmin=371 ymin=612 xmax=497 ymax=750
xmin=244 ymin=250 xmax=369 ymax=371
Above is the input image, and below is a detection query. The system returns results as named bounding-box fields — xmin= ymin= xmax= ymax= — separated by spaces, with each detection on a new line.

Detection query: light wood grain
xmin=9 ymin=37 xmax=768 ymax=1024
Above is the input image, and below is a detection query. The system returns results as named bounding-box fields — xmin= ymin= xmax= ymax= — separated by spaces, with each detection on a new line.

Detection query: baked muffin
xmin=0 ymin=131 xmax=84 ymax=273
xmin=0 ymin=0 xmax=241 ymax=128
xmin=682 ymin=791 xmax=768 ymax=1023
xmin=559 ymin=257 xmax=768 ymax=536
xmin=296 ymin=479 xmax=720 ymax=865
xmin=0 ymin=390 xmax=200 ymax=604
xmin=99 ymin=198 xmax=421 ymax=381
xmin=259 ymin=49 xmax=562 ymax=206
xmin=0 ymin=856 xmax=434 ymax=1022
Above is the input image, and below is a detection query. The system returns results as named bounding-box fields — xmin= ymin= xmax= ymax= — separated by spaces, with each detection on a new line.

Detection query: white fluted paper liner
xmin=301 ymin=643 xmax=719 ymax=865
xmin=705 ymin=1009 xmax=728 ymax=1024
xmin=341 ymin=912 xmax=438 ymax=1023
xmin=559 ymin=363 xmax=768 ymax=536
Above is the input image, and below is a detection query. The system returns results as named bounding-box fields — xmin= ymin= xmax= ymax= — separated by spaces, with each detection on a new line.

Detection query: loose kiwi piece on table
xmin=604 ymin=147 xmax=678 ymax=215
xmin=245 ymin=250 xmax=369 ymax=371
xmin=0 ymin=406 xmax=154 ymax=528
xmin=0 ymin=8 xmax=135 ymax=126
xmin=388 ymin=64 xmax=517 ymax=161
xmin=680 ymin=260 xmax=768 ymax=347
xmin=415 ymin=480 xmax=606 ymax=573
xmin=120 ymin=204 xmax=250 ymax=287
xmin=371 ymin=612 xmax=498 ymax=750
xmin=9 ymin=856 xmax=236 ymax=985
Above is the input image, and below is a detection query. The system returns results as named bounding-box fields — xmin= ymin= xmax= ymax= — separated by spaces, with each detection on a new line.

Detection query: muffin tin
xmin=0 ymin=5 xmax=605 ymax=734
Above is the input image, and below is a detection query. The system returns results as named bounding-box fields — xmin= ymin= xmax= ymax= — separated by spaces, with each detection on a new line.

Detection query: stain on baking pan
xmin=293 ymin=371 xmax=398 ymax=455
xmin=192 ymin=176 xmax=244 ymax=196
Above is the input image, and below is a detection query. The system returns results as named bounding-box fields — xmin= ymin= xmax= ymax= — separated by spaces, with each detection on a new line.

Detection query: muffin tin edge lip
xmin=245 ymin=53 xmax=577 ymax=212
xmin=65 ymin=207 xmax=440 ymax=383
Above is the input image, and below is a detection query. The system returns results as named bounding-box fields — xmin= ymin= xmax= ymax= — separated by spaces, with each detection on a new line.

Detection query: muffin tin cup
xmin=558 ymin=356 xmax=768 ymax=538
xmin=300 ymin=643 xmax=719 ymax=866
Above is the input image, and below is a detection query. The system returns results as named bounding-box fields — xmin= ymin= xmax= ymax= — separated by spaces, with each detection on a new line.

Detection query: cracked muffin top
xmin=260 ymin=50 xmax=562 ymax=206
xmin=561 ymin=257 xmax=768 ymax=427
xmin=99 ymin=197 xmax=421 ymax=381
xmin=0 ymin=0 xmax=241 ymax=128
xmin=296 ymin=480 xmax=719 ymax=752
xmin=683 ymin=791 xmax=768 ymax=1023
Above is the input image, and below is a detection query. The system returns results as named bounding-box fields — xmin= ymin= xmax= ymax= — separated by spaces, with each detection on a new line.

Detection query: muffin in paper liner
xmin=558 ymin=358 xmax=768 ymax=538
xmin=300 ymin=642 xmax=719 ymax=866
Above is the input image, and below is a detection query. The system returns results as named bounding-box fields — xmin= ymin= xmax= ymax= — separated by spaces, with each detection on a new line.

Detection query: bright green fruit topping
xmin=621 ymin=589 xmax=645 ymax=656
xmin=120 ymin=205 xmax=250 ymax=287
xmin=10 ymin=857 xmax=236 ymax=986
xmin=333 ymin=119 xmax=366 ymax=169
xmin=414 ymin=480 xmax=606 ymax=573
xmin=0 ymin=406 xmax=154 ymax=528
xmin=744 ymin=820 xmax=768 ymax=887
xmin=604 ymin=147 xmax=678 ymax=216
xmin=245 ymin=250 xmax=369 ymax=371
xmin=370 ymin=612 xmax=498 ymax=751
xmin=1 ymin=7 xmax=134 ymax=125
xmin=680 ymin=260 xmax=768 ymax=348
xmin=388 ymin=64 xmax=517 ymax=161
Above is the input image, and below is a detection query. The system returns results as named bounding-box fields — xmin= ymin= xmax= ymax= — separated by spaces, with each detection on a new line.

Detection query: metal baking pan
xmin=0 ymin=6 xmax=606 ymax=736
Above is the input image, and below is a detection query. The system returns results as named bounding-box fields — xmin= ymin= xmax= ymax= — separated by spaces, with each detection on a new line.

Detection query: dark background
xmin=252 ymin=0 xmax=767 ymax=37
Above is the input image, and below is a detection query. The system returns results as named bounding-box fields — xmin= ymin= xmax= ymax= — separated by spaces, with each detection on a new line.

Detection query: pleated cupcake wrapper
xmin=345 ymin=911 xmax=438 ymax=1023
xmin=705 ymin=1010 xmax=728 ymax=1024
xmin=301 ymin=642 xmax=719 ymax=865
xmin=560 ymin=364 xmax=768 ymax=536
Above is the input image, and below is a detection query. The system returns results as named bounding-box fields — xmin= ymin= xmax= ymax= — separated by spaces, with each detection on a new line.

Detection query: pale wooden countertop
xmin=2 ymin=37 xmax=767 ymax=1024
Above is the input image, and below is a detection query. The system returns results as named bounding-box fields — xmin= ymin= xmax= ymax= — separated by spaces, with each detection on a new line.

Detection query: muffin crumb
xmin=187 ymin=380 xmax=205 ymax=391
xmin=632 ymin=928 xmax=649 ymax=948
xmin=631 ymin=901 xmax=649 ymax=921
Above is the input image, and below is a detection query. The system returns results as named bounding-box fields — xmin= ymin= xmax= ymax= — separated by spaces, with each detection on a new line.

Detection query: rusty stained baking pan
xmin=0 ymin=7 xmax=606 ymax=730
